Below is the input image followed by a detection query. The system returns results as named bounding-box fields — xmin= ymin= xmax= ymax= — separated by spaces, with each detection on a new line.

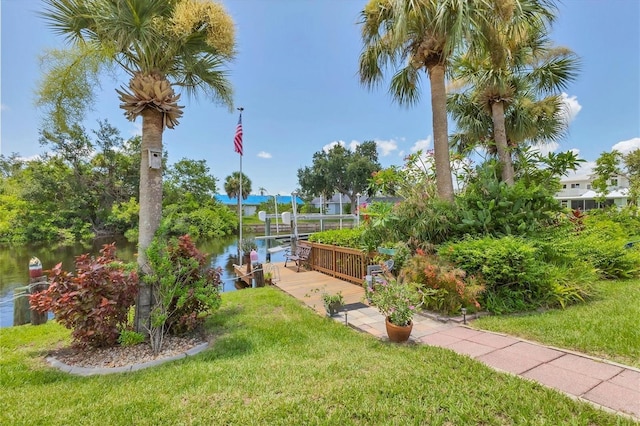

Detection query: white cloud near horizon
xmin=375 ymin=139 xmax=398 ymax=156
xmin=323 ymin=140 xmax=346 ymax=153
xmin=612 ymin=137 xmax=640 ymax=154
xmin=257 ymin=151 xmax=272 ymax=159
xmin=324 ymin=138 xmax=399 ymax=157
xmin=531 ymin=141 xmax=560 ymax=156
xmin=410 ymin=137 xmax=432 ymax=153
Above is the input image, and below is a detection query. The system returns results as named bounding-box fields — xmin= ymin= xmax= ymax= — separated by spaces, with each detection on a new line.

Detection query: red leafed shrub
xmin=30 ymin=243 xmax=138 ymax=348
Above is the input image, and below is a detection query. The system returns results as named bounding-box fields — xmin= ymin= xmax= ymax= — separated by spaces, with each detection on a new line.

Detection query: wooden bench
xmin=284 ymin=243 xmax=311 ymax=272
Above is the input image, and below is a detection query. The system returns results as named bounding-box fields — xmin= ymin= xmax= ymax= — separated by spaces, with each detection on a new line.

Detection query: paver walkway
xmin=272 ymin=263 xmax=640 ymax=422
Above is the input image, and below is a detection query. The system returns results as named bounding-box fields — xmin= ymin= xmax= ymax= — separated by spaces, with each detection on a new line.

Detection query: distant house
xmin=556 ymin=168 xmax=629 ymax=211
xmin=215 ymin=194 xmax=303 ymax=216
xmin=309 ymin=194 xmax=370 ymax=215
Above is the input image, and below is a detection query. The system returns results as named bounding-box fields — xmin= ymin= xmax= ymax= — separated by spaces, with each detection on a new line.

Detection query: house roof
xmin=556 ymin=188 xmax=629 ymax=200
xmin=215 ymin=194 xmax=303 ymax=206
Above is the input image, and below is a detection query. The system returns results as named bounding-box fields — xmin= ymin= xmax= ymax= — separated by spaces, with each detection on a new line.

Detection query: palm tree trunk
xmin=135 ymin=109 xmax=164 ymax=333
xmin=428 ymin=63 xmax=454 ymax=202
xmin=491 ymin=101 xmax=515 ymax=185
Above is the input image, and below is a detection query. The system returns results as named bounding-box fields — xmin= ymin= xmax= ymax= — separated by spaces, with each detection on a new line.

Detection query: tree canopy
xmin=297 ymin=141 xmax=381 ymax=213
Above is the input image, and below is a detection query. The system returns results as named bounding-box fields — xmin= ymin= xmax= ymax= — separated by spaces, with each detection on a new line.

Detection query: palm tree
xmin=449 ymin=4 xmax=579 ymax=185
xmin=224 ymin=171 xmax=252 ymax=214
xmin=359 ymin=0 xmax=496 ymax=202
xmin=39 ymin=0 xmax=236 ymax=331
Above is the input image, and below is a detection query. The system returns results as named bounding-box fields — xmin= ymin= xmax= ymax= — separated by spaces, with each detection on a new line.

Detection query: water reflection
xmin=0 ymin=236 xmax=286 ymax=328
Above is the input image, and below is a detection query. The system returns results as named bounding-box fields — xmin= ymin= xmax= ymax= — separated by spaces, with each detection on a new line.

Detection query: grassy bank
xmin=0 ymin=288 xmax=634 ymax=425
xmin=472 ymin=279 xmax=640 ymax=368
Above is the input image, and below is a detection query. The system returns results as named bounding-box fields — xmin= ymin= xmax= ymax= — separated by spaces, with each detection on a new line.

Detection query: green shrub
xmin=118 ymin=330 xmax=146 ymax=346
xmin=561 ymin=218 xmax=640 ymax=279
xmin=308 ymin=228 xmax=364 ymax=248
xmin=29 ymin=243 xmax=139 ymax=348
xmin=454 ymin=162 xmax=562 ymax=237
xmin=144 ymin=235 xmax=223 ymax=336
xmin=439 ymin=236 xmax=550 ymax=314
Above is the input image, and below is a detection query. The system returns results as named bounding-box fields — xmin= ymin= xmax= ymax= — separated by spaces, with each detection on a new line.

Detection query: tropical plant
xmin=359 ymin=0 xmax=515 ymax=201
xmin=29 ymin=243 xmax=139 ymax=348
xmin=448 ymin=6 xmax=579 ymax=184
xmin=224 ymin=171 xmax=252 ymax=202
xmin=37 ymin=0 xmax=236 ymax=331
xmin=399 ymin=251 xmax=485 ymax=316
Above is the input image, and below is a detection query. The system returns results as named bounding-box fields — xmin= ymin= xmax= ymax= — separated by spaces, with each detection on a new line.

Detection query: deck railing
xmin=305 ymin=242 xmax=375 ymax=285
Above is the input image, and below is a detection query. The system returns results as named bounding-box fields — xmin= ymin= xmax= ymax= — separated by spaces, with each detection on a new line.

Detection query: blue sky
xmin=1 ymin=0 xmax=639 ymax=195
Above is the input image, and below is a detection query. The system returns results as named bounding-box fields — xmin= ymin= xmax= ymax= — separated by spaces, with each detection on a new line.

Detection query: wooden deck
xmin=270 ymin=261 xmax=366 ymax=315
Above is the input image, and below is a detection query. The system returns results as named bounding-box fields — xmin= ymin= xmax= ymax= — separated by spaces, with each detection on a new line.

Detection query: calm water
xmin=0 ymin=235 xmax=287 ymax=328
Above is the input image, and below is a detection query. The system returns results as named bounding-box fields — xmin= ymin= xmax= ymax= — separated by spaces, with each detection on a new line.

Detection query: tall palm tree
xmin=224 ymin=171 xmax=252 ymax=214
xmin=449 ymin=4 xmax=579 ymax=185
xmin=40 ymin=0 xmax=236 ymax=331
xmin=359 ymin=0 xmax=497 ymax=201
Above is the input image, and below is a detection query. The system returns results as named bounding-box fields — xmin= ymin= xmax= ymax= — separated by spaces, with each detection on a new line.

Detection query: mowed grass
xmin=473 ymin=279 xmax=640 ymax=368
xmin=0 ymin=288 xmax=634 ymax=425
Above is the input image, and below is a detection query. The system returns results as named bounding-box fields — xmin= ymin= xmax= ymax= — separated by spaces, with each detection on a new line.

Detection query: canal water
xmin=0 ymin=235 xmax=287 ymax=328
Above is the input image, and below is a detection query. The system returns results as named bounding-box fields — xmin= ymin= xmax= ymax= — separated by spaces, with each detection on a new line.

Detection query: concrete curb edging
xmin=46 ymin=342 xmax=210 ymax=376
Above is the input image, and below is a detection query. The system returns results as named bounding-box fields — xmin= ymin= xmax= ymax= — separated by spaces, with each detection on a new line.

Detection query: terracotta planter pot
xmin=385 ymin=317 xmax=413 ymax=343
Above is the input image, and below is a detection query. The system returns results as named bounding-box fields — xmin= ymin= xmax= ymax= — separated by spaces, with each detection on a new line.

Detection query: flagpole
xmin=235 ymin=107 xmax=244 ymax=266
xmin=239 ymin=152 xmax=243 ymax=265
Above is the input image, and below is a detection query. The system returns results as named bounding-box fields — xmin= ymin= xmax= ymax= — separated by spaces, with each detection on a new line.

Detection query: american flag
xmin=234 ymin=113 xmax=243 ymax=156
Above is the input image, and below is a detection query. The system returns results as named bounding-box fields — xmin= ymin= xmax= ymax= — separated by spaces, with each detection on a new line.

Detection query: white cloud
xmin=559 ymin=92 xmax=582 ymax=124
xmin=0 ymin=104 xmax=8 ymax=111
xmin=375 ymin=139 xmax=398 ymax=156
xmin=257 ymin=151 xmax=272 ymax=159
xmin=530 ymin=141 xmax=560 ymax=156
xmin=323 ymin=140 xmax=345 ymax=153
xmin=410 ymin=137 xmax=432 ymax=153
xmin=612 ymin=137 xmax=640 ymax=154
xmin=565 ymin=161 xmax=595 ymax=180
xmin=322 ymin=137 xmax=400 ymax=158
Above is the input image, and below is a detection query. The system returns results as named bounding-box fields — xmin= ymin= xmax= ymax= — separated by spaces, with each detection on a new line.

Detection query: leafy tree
xmin=592 ymin=149 xmax=640 ymax=207
xmin=91 ymin=121 xmax=141 ymax=218
xmin=37 ymin=0 xmax=236 ymax=332
xmin=164 ymin=158 xmax=218 ymax=205
xmin=297 ymin=141 xmax=380 ymax=213
xmin=449 ymin=10 xmax=579 ymax=185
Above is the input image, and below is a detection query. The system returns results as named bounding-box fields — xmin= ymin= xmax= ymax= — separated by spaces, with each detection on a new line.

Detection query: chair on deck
xmin=284 ymin=244 xmax=311 ymax=272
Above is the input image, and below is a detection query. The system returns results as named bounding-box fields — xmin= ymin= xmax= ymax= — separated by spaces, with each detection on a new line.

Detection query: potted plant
xmin=239 ymin=237 xmax=257 ymax=255
xmin=368 ymin=278 xmax=421 ymax=342
xmin=321 ymin=291 xmax=344 ymax=317
xmin=239 ymin=237 xmax=257 ymax=267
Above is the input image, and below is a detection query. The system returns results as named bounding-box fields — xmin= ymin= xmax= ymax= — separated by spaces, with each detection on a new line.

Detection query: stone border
xmin=46 ymin=342 xmax=210 ymax=376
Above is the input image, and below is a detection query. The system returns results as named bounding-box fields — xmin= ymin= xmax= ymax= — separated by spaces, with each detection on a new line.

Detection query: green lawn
xmin=0 ymin=288 xmax=635 ymax=425
xmin=472 ymin=279 xmax=640 ymax=368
